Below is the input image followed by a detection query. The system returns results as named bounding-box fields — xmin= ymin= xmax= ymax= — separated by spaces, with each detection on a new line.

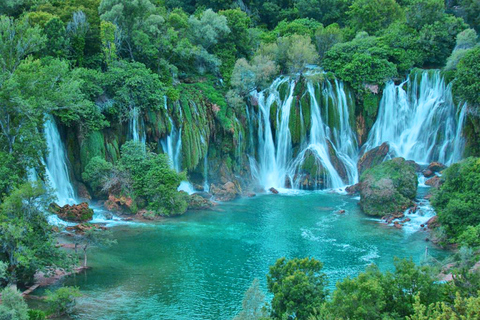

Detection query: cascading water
xmin=129 ymin=107 xmax=146 ymax=147
xmin=161 ymin=97 xmax=195 ymax=194
xmin=44 ymin=116 xmax=124 ymax=226
xmin=161 ymin=118 xmax=183 ymax=173
xmin=249 ymin=76 xmax=359 ymax=190
xmin=364 ymin=70 xmax=466 ymax=165
xmin=44 ymin=116 xmax=76 ymax=206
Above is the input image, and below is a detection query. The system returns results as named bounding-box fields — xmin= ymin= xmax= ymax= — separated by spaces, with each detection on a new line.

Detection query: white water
xmin=249 ymin=76 xmax=358 ymax=190
xmin=161 ymin=97 xmax=196 ymax=194
xmin=129 ymin=107 xmax=146 ymax=148
xmin=364 ymin=70 xmax=466 ymax=165
xmin=44 ymin=116 xmax=76 ymax=206
xmin=44 ymin=116 xmax=124 ymax=225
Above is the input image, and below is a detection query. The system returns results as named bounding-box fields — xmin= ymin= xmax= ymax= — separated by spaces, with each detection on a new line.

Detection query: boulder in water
xmin=346 ymin=183 xmax=361 ymax=195
xmin=51 ymin=202 xmax=94 ymax=222
xmin=188 ymin=194 xmax=215 ymax=210
xmin=422 ymin=169 xmax=435 ymax=178
xmin=428 ymin=162 xmax=447 ymax=173
xmin=357 ymin=142 xmax=390 ymax=176
xmin=269 ymin=187 xmax=279 ymax=194
xmin=359 ymin=157 xmax=417 ymax=217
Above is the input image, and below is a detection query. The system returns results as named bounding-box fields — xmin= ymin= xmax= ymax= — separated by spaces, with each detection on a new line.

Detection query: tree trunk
xmin=83 ymin=249 xmax=87 ymax=268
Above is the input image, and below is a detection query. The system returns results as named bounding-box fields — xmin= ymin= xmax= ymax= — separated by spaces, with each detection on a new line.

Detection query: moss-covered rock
xmin=359 ymin=157 xmax=417 ymax=217
xmin=50 ymin=202 xmax=94 ymax=222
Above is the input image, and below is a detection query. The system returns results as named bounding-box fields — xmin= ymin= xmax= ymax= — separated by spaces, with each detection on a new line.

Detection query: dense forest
xmin=0 ymin=0 xmax=480 ymax=319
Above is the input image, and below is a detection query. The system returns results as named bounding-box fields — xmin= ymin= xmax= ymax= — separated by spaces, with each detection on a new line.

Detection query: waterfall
xmin=161 ymin=97 xmax=195 ymax=194
xmin=161 ymin=117 xmax=183 ymax=172
xmin=249 ymin=76 xmax=358 ymax=190
xmin=365 ymin=70 xmax=466 ymax=165
xmin=129 ymin=107 xmax=146 ymax=147
xmin=44 ymin=116 xmax=76 ymax=206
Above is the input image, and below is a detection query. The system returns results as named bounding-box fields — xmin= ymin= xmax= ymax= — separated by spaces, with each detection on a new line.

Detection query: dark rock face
xmin=357 ymin=142 xmax=390 ymax=177
xmin=188 ymin=194 xmax=215 ymax=210
xmin=51 ymin=202 xmax=94 ymax=222
xmin=359 ymin=157 xmax=417 ymax=217
xmin=210 ymin=181 xmax=241 ymax=201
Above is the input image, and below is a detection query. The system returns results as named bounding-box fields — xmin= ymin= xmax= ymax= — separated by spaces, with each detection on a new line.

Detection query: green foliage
xmin=457 ymin=224 xmax=480 ymax=248
xmin=118 ymin=141 xmax=188 ymax=216
xmin=454 ymin=47 xmax=480 ymax=109
xmin=315 ymin=23 xmax=344 ymax=60
xmin=267 ymin=257 xmax=327 ymax=319
xmin=323 ymin=35 xmax=398 ymax=90
xmin=0 ymin=182 xmax=71 ymax=284
xmin=432 ymin=157 xmax=480 ymax=239
xmin=103 ymin=60 xmax=164 ymax=121
xmin=82 ymin=156 xmax=113 ymax=195
xmin=347 ymin=0 xmax=403 ymax=35
xmin=295 ymin=0 xmax=351 ymax=26
xmin=45 ymin=286 xmax=81 ymax=317
xmin=405 ymin=0 xmax=445 ymax=31
xmin=0 ymin=287 xmax=29 ymax=320
xmin=27 ymin=310 xmax=46 ymax=320
xmin=408 ymin=292 xmax=480 ymax=320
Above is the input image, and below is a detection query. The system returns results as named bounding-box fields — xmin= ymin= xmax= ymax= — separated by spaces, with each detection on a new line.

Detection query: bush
xmin=45 ymin=286 xmax=81 ymax=317
xmin=432 ymin=157 xmax=480 ymax=239
xmin=267 ymin=257 xmax=327 ymax=319
xmin=27 ymin=310 xmax=46 ymax=320
xmin=0 ymin=287 xmax=29 ymax=320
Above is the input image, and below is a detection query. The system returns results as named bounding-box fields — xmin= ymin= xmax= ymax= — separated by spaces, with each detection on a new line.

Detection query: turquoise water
xmin=59 ymin=191 xmax=444 ymax=320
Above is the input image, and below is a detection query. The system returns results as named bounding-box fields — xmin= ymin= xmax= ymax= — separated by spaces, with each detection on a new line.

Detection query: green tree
xmin=405 ymin=0 xmax=445 ymax=31
xmin=432 ymin=157 xmax=480 ymax=239
xmin=99 ymin=0 xmax=156 ymax=60
xmin=0 ymin=287 xmax=29 ymax=320
xmin=284 ymin=34 xmax=319 ymax=74
xmin=267 ymin=257 xmax=328 ymax=319
xmin=315 ymin=23 xmax=344 ymax=60
xmin=45 ymin=286 xmax=81 ymax=317
xmin=0 ymin=15 xmax=45 ymax=74
xmin=408 ymin=292 xmax=480 ymax=320
xmin=328 ymin=265 xmax=387 ymax=319
xmin=347 ymin=0 xmax=403 ymax=35
xmin=73 ymin=227 xmax=116 ymax=268
xmin=454 ymin=47 xmax=480 ymax=109
xmin=0 ymin=183 xmax=71 ymax=285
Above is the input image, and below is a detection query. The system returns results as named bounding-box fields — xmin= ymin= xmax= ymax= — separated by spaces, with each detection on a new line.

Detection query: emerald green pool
xmin=58 ymin=190 xmax=444 ymax=320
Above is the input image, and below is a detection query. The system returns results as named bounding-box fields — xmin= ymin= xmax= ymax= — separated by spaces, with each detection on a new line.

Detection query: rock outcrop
xmin=50 ymin=202 xmax=94 ymax=222
xmin=359 ymin=157 xmax=417 ymax=217
xmin=104 ymin=195 xmax=133 ymax=213
xmin=188 ymin=193 xmax=215 ymax=210
xmin=210 ymin=181 xmax=241 ymax=201
xmin=357 ymin=142 xmax=390 ymax=177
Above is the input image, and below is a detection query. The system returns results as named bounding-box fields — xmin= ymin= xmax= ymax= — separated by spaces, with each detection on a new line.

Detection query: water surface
xmin=59 ymin=191 xmax=443 ymax=320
